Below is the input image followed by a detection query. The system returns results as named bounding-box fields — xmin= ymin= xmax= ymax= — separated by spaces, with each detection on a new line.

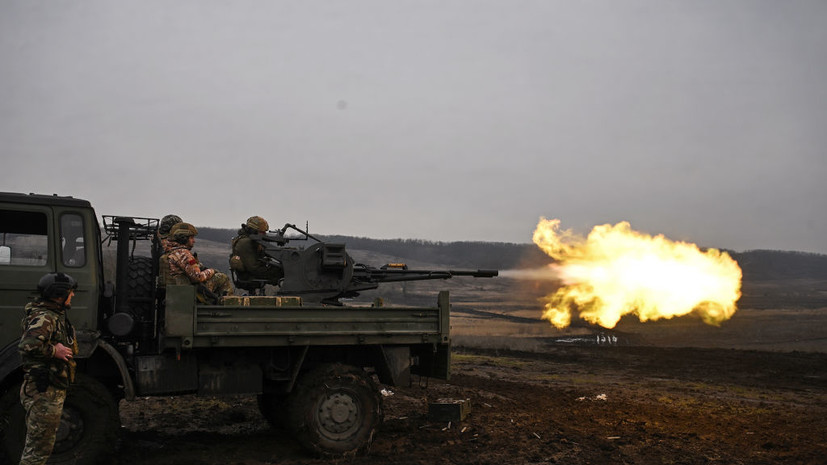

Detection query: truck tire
xmin=286 ymin=363 xmax=383 ymax=456
xmin=127 ymin=256 xmax=154 ymax=314
xmin=0 ymin=375 xmax=119 ymax=465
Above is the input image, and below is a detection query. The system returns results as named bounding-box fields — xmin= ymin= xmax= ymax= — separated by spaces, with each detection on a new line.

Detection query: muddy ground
xmin=115 ymin=344 xmax=827 ymax=465
xmin=111 ymin=275 xmax=827 ymax=465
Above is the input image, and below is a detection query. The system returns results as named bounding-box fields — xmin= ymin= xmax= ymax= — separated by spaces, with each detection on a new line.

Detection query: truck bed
xmin=164 ymin=286 xmax=451 ymax=349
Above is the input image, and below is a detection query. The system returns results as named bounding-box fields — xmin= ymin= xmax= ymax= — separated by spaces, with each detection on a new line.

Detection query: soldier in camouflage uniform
xmin=157 ymin=214 xmax=182 ymax=252
xmin=166 ymin=222 xmax=233 ymax=301
xmin=229 ymin=216 xmax=284 ymax=290
xmin=18 ymin=272 xmax=78 ymax=465
xmin=156 ymin=214 xmax=182 ymax=289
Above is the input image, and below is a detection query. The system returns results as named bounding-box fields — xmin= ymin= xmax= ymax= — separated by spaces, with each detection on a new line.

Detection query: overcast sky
xmin=1 ymin=1 xmax=825 ymax=254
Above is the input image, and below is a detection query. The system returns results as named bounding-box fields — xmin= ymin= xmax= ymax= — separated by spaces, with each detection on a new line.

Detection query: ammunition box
xmin=428 ymin=398 xmax=471 ymax=422
xmin=222 ymin=295 xmax=303 ymax=307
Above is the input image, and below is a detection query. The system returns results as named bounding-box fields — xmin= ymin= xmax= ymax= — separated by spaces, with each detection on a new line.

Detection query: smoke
xmin=499 ymin=267 xmax=562 ymax=281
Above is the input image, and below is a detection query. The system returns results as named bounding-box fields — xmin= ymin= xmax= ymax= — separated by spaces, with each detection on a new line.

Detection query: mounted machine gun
xmin=236 ymin=223 xmax=498 ymax=304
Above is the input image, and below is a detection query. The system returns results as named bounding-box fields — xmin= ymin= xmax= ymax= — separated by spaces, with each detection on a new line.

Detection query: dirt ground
xmin=111 ymin=275 xmax=827 ymax=465
xmin=114 ymin=343 xmax=827 ymax=465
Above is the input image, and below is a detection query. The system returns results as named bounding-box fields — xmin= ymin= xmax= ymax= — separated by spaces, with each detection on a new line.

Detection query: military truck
xmin=0 ymin=192 xmax=496 ymax=464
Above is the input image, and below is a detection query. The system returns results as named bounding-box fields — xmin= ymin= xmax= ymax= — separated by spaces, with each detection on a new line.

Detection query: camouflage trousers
xmin=170 ymin=272 xmax=233 ymax=294
xmin=197 ymin=272 xmax=234 ymax=303
xmin=205 ymin=272 xmax=234 ymax=296
xmin=170 ymin=272 xmax=234 ymax=303
xmin=19 ymin=380 xmax=66 ymax=465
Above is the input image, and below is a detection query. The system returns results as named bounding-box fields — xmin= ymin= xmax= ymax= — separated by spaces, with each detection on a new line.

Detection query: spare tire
xmin=126 ymin=256 xmax=154 ymax=315
xmin=108 ymin=256 xmax=155 ymax=337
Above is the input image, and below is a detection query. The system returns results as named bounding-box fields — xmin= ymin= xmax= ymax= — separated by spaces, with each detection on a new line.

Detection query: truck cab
xmin=0 ymin=193 xmax=103 ymax=338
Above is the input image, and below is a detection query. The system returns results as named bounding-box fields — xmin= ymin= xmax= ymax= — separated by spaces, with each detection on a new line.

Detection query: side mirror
xmin=0 ymin=245 xmax=10 ymax=265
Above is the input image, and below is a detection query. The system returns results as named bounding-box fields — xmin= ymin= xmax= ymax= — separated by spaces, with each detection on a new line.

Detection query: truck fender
xmin=93 ymin=339 xmax=136 ymax=401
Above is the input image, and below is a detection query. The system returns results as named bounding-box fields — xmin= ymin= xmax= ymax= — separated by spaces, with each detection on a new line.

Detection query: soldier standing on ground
xmin=18 ymin=272 xmax=78 ymax=465
xmin=166 ymin=222 xmax=233 ymax=301
xmin=230 ymin=216 xmax=284 ymax=288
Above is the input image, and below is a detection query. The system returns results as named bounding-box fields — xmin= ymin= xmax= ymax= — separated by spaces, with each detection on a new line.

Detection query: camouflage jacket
xmin=157 ymin=237 xmax=175 ymax=288
xmin=159 ymin=237 xmax=175 ymax=253
xmin=19 ymin=299 xmax=77 ymax=389
xmin=167 ymin=245 xmax=214 ymax=285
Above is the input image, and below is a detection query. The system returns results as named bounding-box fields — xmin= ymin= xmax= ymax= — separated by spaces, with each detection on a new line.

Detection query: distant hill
xmin=730 ymin=249 xmax=827 ymax=281
xmin=196 ymin=227 xmax=827 ymax=281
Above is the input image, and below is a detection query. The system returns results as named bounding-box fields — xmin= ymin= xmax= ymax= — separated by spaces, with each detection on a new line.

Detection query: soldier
xmin=156 ymin=214 xmax=182 ymax=252
xmin=230 ymin=216 xmax=284 ymax=290
xmin=156 ymin=214 xmax=182 ymax=289
xmin=18 ymin=272 xmax=78 ymax=465
xmin=166 ymin=222 xmax=233 ymax=302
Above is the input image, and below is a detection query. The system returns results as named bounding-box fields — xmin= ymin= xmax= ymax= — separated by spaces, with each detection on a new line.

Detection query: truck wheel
xmin=286 ymin=363 xmax=383 ymax=456
xmin=0 ymin=375 xmax=120 ymax=465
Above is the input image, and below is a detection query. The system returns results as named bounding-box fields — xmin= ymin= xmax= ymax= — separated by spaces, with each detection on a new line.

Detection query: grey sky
xmin=2 ymin=1 xmax=825 ymax=254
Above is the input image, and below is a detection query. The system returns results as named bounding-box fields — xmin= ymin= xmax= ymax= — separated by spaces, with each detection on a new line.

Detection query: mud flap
xmin=376 ymin=346 xmax=411 ymax=386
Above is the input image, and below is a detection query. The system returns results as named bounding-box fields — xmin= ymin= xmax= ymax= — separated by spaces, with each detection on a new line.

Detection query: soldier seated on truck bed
xmin=156 ymin=214 xmax=209 ymax=289
xmin=155 ymin=214 xmax=182 ymax=289
xmin=229 ymin=216 xmax=284 ymax=293
xmin=166 ymin=222 xmax=234 ymax=303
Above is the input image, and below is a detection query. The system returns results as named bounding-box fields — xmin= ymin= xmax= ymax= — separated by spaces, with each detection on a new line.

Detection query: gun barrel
xmin=448 ymin=269 xmax=498 ymax=278
xmin=358 ymin=267 xmax=498 ymax=283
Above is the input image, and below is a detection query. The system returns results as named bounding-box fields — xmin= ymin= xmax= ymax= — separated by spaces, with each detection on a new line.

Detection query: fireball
xmin=532 ymin=218 xmax=742 ymax=329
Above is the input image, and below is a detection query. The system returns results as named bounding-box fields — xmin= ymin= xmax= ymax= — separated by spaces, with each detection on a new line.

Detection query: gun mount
xmin=240 ymin=223 xmax=498 ymax=304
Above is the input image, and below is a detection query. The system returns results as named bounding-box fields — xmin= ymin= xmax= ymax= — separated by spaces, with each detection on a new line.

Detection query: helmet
xmin=245 ymin=216 xmax=269 ymax=233
xmin=37 ymin=272 xmax=77 ymax=300
xmin=170 ymin=222 xmax=198 ymax=241
xmin=158 ymin=214 xmax=183 ymax=238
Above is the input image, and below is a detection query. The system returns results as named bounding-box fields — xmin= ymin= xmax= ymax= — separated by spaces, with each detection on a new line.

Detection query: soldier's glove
xmin=31 ymin=368 xmax=50 ymax=393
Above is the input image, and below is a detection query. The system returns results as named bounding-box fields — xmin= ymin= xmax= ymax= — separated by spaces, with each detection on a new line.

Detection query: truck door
xmin=53 ymin=208 xmax=101 ymax=331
